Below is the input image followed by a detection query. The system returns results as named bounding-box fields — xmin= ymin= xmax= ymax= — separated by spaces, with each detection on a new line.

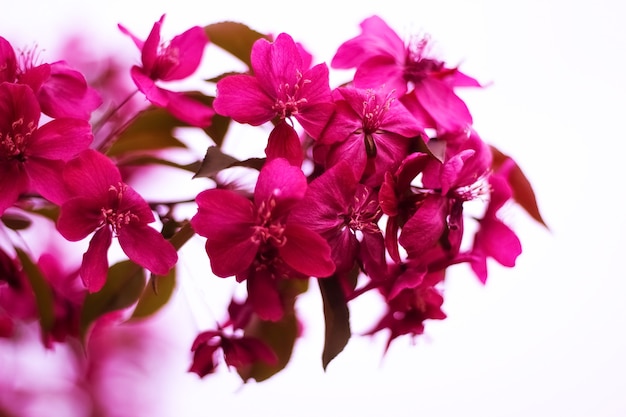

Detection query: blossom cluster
xmin=0 ymin=12 xmax=544 ymax=406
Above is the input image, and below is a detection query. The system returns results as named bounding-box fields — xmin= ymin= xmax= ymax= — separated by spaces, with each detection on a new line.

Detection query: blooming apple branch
xmin=0 ymin=13 xmax=545 ymax=413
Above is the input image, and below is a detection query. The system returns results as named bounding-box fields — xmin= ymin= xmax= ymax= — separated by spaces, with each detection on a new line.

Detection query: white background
xmin=2 ymin=1 xmax=625 ymax=416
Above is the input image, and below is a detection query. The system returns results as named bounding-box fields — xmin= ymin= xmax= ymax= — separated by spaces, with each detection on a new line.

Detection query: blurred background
xmin=1 ymin=0 xmax=624 ymax=416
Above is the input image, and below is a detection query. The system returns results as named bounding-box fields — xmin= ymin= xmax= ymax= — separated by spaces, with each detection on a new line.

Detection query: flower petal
xmin=0 ymin=162 xmax=27 ymax=215
xmin=160 ymin=26 xmax=208 ymax=81
xmin=213 ymin=74 xmax=274 ymax=125
xmin=28 ymin=118 xmax=92 ymax=160
xmin=81 ymin=227 xmax=112 ymax=292
xmin=63 ymin=149 xmax=121 ymax=199
xmin=280 ymin=223 xmax=335 ymax=277
xmin=119 ymin=224 xmax=177 ymax=276
xmin=254 ymin=158 xmax=307 ymax=211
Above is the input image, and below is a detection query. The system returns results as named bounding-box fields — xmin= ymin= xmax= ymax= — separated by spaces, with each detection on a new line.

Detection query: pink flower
xmin=213 ymin=33 xmax=334 ymax=140
xmin=289 ymin=160 xmax=387 ymax=280
xmin=366 ymin=267 xmax=446 ymax=351
xmin=0 ymin=82 xmax=93 ymax=214
xmin=56 ymin=149 xmax=177 ymax=292
xmin=332 ymin=15 xmax=479 ymax=132
xmin=191 ymin=158 xmax=335 ymax=320
xmin=469 ymin=158 xmax=522 ymax=283
xmin=317 ymin=86 xmax=423 ymax=187
xmin=118 ymin=14 xmax=214 ymax=127
xmin=189 ymin=330 xmax=277 ymax=378
xmin=0 ymin=36 xmax=102 ymax=120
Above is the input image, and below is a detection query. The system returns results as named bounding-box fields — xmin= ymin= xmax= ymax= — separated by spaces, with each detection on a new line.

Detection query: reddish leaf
xmin=491 ymin=146 xmax=548 ymax=228
xmin=1 ymin=212 xmax=31 ymax=230
xmin=319 ymin=275 xmax=351 ymax=370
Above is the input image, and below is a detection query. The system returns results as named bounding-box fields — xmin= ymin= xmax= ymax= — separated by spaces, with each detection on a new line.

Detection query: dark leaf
xmin=193 ymin=146 xmax=239 ymax=179
xmin=1 ymin=212 xmax=31 ymax=230
xmin=318 ymin=275 xmax=351 ymax=370
xmin=237 ymin=278 xmax=308 ymax=382
xmin=130 ymin=267 xmax=176 ymax=320
xmin=491 ymin=146 xmax=548 ymax=229
xmin=79 ymin=261 xmax=146 ymax=340
xmin=204 ymin=22 xmax=269 ymax=69
xmin=237 ymin=312 xmax=299 ymax=382
xmin=116 ymin=154 xmax=201 ymax=174
xmin=106 ymin=107 xmax=188 ymax=157
xmin=168 ymin=221 xmax=196 ymax=251
xmin=415 ymin=136 xmax=446 ymax=163
xmin=15 ymin=248 xmax=55 ymax=333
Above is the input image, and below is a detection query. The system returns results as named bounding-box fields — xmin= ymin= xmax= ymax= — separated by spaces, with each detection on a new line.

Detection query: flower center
xmin=251 ymin=196 xmax=286 ymax=247
xmin=361 ymin=90 xmax=394 ymax=134
xmin=272 ymin=70 xmax=310 ymax=119
xmin=152 ymin=43 xmax=180 ymax=80
xmin=343 ymin=186 xmax=381 ymax=235
xmin=0 ymin=118 xmax=35 ymax=162
xmin=101 ymin=183 xmax=139 ymax=235
xmin=403 ymin=37 xmax=444 ymax=83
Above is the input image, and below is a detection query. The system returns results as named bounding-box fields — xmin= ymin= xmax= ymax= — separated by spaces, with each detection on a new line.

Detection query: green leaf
xmin=318 ymin=276 xmax=351 ymax=370
xmin=106 ymin=107 xmax=188 ymax=157
xmin=130 ymin=267 xmax=176 ymax=320
xmin=204 ymin=22 xmax=269 ymax=68
xmin=237 ymin=312 xmax=299 ymax=382
xmin=79 ymin=261 xmax=146 ymax=340
xmin=15 ymin=248 xmax=55 ymax=333
xmin=491 ymin=146 xmax=548 ymax=229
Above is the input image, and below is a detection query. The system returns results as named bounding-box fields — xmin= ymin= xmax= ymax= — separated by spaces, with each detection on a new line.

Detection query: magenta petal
xmin=399 ymin=196 xmax=447 ymax=257
xmin=254 ymin=158 xmax=307 ymax=210
xmin=162 ymin=89 xmax=214 ymax=127
xmin=0 ymin=36 xmax=17 ymax=82
xmin=118 ymin=224 xmax=177 ymax=276
xmin=191 ymin=189 xmax=258 ymax=278
xmin=251 ymin=33 xmax=302 ymax=94
xmin=415 ymin=78 xmax=473 ymax=132
xmin=213 ymin=74 xmax=274 ymax=125
xmin=160 ymin=26 xmax=208 ymax=81
xmin=57 ymin=196 xmax=102 ymax=241
xmin=388 ymin=264 xmax=427 ymax=300
xmin=247 ymin=269 xmax=283 ymax=322
xmin=37 ymin=61 xmax=103 ymax=120
xmin=192 ymin=189 xmax=256 ymax=239
xmin=63 ymin=149 xmax=121 ymax=198
xmin=280 ymin=224 xmax=335 ymax=277
xmin=26 ymin=158 xmax=69 ymax=205
xmin=28 ymin=118 xmax=92 ymax=160
xmin=0 ymin=162 xmax=27 ymax=215
xmin=478 ymin=218 xmax=522 ymax=267
xmin=265 ymin=121 xmax=303 ymax=166
xmin=141 ymin=15 xmax=164 ymax=72
xmin=118 ymin=23 xmax=145 ymax=50
xmin=131 ymin=66 xmax=169 ymax=106
xmin=354 ymin=55 xmax=407 ymax=94
xmin=0 ymin=83 xmax=40 ymax=131
xmin=81 ymin=227 xmax=112 ymax=292
xmin=331 ymin=15 xmax=405 ymax=69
